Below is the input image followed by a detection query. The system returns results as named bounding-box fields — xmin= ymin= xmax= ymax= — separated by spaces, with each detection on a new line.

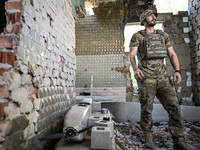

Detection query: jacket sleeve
xmin=163 ymin=32 xmax=172 ymax=48
xmin=129 ymin=33 xmax=140 ymax=47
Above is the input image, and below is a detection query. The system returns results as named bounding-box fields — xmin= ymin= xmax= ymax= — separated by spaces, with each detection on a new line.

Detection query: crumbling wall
xmin=75 ymin=1 xmax=128 ymax=102
xmin=0 ymin=0 xmax=76 ymax=149
xmin=188 ymin=0 xmax=200 ymax=105
xmin=157 ymin=12 xmax=193 ymax=105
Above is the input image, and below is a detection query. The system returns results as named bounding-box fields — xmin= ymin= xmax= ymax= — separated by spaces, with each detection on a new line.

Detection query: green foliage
xmin=115 ymin=138 xmax=128 ymax=150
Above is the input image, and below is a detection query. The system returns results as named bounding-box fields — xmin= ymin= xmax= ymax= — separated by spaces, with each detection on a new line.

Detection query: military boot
xmin=144 ymin=132 xmax=154 ymax=149
xmin=173 ymin=137 xmax=191 ymax=150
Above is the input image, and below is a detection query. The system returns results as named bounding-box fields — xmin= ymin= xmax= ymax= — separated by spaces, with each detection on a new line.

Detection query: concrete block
xmin=183 ymin=17 xmax=189 ymax=22
xmin=94 ymin=120 xmax=114 ymax=138
xmin=184 ymin=38 xmax=190 ymax=43
xmin=183 ymin=27 xmax=189 ymax=33
xmin=91 ymin=126 xmax=111 ymax=149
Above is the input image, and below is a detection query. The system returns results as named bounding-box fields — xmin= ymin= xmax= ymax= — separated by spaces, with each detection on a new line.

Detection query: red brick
xmin=0 ymin=102 xmax=9 ymax=118
xmin=0 ymin=68 xmax=9 ymax=76
xmin=0 ymin=85 xmax=10 ymax=98
xmin=8 ymin=13 xmax=21 ymax=24
xmin=24 ymin=84 xmax=38 ymax=95
xmin=0 ymin=36 xmax=15 ymax=49
xmin=191 ymin=125 xmax=200 ymax=133
xmin=0 ymin=52 xmax=15 ymax=65
xmin=11 ymin=25 xmax=21 ymax=35
xmin=5 ymin=1 xmax=22 ymax=11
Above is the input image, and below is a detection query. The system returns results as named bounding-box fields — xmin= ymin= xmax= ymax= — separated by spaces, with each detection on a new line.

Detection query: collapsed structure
xmin=0 ymin=0 xmax=200 ymax=149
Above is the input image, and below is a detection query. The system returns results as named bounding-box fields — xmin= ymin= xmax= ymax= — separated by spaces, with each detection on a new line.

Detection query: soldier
xmin=129 ymin=10 xmax=191 ymax=150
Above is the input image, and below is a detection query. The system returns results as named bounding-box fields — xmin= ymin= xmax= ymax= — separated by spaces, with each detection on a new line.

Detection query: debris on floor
xmin=115 ymin=121 xmax=200 ymax=150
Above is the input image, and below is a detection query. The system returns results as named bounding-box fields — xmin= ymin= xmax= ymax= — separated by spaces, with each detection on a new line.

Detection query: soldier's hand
xmin=174 ymin=72 xmax=181 ymax=85
xmin=134 ymin=68 xmax=144 ymax=80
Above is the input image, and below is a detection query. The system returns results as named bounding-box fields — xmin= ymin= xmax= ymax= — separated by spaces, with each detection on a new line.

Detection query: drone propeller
xmin=39 ymin=133 xmax=64 ymax=141
xmin=38 ymin=125 xmax=94 ymax=141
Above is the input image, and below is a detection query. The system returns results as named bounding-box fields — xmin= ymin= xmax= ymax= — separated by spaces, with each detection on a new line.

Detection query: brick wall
xmin=188 ymin=0 xmax=200 ymax=105
xmin=75 ymin=1 xmax=128 ymax=102
xmin=157 ymin=12 xmax=193 ymax=105
xmin=0 ymin=0 xmax=76 ymax=149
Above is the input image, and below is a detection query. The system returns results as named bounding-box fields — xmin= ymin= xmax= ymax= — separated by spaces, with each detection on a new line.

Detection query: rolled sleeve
xmin=163 ymin=32 xmax=172 ymax=48
xmin=129 ymin=34 xmax=139 ymax=47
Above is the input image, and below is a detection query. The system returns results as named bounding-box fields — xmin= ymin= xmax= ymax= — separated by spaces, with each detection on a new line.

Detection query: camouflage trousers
xmin=137 ymin=74 xmax=184 ymax=138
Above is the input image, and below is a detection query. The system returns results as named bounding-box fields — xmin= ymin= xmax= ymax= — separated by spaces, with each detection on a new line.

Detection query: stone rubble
xmin=114 ymin=121 xmax=200 ymax=150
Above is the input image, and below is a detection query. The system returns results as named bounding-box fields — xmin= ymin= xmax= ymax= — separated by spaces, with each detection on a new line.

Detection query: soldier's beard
xmin=145 ymin=19 xmax=156 ymax=27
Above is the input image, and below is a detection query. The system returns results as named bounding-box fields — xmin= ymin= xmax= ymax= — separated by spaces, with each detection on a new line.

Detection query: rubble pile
xmin=115 ymin=121 xmax=200 ymax=150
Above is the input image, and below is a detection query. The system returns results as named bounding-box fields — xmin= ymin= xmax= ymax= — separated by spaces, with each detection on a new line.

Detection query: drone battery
xmin=91 ymin=126 xmax=111 ymax=149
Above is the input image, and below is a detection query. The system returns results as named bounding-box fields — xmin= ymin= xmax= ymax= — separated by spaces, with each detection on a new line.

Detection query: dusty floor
xmin=115 ymin=121 xmax=200 ymax=150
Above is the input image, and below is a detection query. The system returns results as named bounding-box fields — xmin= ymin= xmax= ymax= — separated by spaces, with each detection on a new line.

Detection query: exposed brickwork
xmin=0 ymin=85 xmax=9 ymax=98
xmin=0 ymin=102 xmax=8 ymax=118
xmin=0 ymin=36 xmax=16 ymax=49
xmin=0 ymin=68 xmax=9 ymax=76
xmin=0 ymin=51 xmax=15 ymax=65
xmin=0 ymin=0 xmax=77 ymax=149
xmin=5 ymin=1 xmax=22 ymax=11
xmin=188 ymin=0 xmax=200 ymax=105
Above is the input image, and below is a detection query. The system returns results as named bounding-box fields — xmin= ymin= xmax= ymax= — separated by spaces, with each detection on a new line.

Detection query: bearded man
xmin=129 ymin=10 xmax=191 ymax=150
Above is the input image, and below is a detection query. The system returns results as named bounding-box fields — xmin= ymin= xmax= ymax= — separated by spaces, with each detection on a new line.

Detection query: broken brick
xmin=5 ymin=1 xmax=22 ymax=12
xmin=0 ymin=85 xmax=10 ymax=98
xmin=8 ymin=13 xmax=21 ymax=24
xmin=0 ymin=36 xmax=15 ymax=49
xmin=11 ymin=25 xmax=21 ymax=35
xmin=191 ymin=125 xmax=200 ymax=134
xmin=0 ymin=102 xmax=9 ymax=118
xmin=0 ymin=68 xmax=9 ymax=76
xmin=0 ymin=52 xmax=15 ymax=65
xmin=24 ymin=84 xmax=37 ymax=95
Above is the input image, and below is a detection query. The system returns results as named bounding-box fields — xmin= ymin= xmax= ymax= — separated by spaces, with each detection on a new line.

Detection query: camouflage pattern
xmin=137 ymin=74 xmax=184 ymax=138
xmin=129 ymin=29 xmax=185 ymax=138
xmin=129 ymin=29 xmax=171 ymax=78
xmin=140 ymin=30 xmax=168 ymax=59
xmin=140 ymin=10 xmax=158 ymax=25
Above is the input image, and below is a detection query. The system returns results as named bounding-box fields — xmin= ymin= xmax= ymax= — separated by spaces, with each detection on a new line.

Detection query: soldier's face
xmin=144 ymin=13 xmax=157 ymax=27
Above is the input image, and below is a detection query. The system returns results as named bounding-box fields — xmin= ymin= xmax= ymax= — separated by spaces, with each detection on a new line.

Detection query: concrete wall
xmin=188 ymin=0 xmax=200 ymax=105
xmin=75 ymin=1 xmax=128 ymax=102
xmin=0 ymin=0 xmax=77 ymax=149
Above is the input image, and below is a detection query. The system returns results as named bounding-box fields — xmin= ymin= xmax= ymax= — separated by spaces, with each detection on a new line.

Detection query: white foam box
xmin=87 ymin=116 xmax=103 ymax=126
xmin=91 ymin=126 xmax=111 ymax=149
xmin=94 ymin=120 xmax=114 ymax=138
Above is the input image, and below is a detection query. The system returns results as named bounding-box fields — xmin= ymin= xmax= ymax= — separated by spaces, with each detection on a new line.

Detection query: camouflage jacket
xmin=129 ymin=29 xmax=172 ymax=78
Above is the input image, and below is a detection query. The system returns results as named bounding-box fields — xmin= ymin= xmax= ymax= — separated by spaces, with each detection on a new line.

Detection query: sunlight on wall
xmin=154 ymin=0 xmax=188 ymax=14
